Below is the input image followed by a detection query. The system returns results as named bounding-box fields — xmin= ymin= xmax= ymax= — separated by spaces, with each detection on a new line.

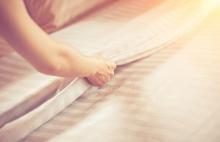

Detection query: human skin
xmin=0 ymin=0 xmax=116 ymax=86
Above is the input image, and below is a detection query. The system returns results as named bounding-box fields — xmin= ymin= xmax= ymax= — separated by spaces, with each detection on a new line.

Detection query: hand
xmin=85 ymin=56 xmax=116 ymax=87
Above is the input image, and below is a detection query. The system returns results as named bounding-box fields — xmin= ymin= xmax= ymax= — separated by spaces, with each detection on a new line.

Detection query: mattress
xmin=23 ymin=5 xmax=220 ymax=142
xmin=0 ymin=0 xmax=218 ymax=141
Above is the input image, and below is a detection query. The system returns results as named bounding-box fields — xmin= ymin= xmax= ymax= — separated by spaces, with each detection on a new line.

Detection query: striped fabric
xmin=0 ymin=54 xmax=60 ymax=128
xmin=0 ymin=0 xmax=219 ymax=141
xmin=23 ymin=6 xmax=220 ymax=142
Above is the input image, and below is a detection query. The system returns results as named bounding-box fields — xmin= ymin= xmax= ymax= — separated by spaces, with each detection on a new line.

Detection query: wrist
xmin=83 ymin=56 xmax=100 ymax=77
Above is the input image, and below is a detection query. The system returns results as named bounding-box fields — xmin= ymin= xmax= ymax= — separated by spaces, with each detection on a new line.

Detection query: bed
xmin=23 ymin=6 xmax=220 ymax=142
xmin=0 ymin=0 xmax=219 ymax=141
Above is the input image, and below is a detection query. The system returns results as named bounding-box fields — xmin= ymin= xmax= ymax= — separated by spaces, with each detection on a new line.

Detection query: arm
xmin=0 ymin=0 xmax=116 ymax=86
xmin=0 ymin=0 xmax=92 ymax=77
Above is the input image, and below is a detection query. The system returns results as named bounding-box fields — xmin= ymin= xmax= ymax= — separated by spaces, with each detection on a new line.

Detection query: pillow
xmin=24 ymin=0 xmax=111 ymax=33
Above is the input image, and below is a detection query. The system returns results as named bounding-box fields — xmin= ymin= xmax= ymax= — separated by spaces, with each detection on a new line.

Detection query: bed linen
xmin=0 ymin=0 xmax=164 ymax=131
xmin=23 ymin=6 xmax=220 ymax=142
xmin=0 ymin=0 xmax=218 ymax=141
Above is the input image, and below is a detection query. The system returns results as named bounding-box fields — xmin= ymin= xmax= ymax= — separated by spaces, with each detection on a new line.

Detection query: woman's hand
xmin=85 ymin=56 xmax=116 ymax=87
xmin=0 ymin=0 xmax=117 ymax=87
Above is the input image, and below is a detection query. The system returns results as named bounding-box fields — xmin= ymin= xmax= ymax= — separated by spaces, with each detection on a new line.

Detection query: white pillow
xmin=24 ymin=0 xmax=110 ymax=33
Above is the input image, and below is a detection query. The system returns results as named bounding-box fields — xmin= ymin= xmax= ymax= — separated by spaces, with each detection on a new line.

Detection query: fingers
xmin=107 ymin=64 xmax=116 ymax=71
xmin=101 ymin=73 xmax=111 ymax=83
xmin=96 ymin=72 xmax=111 ymax=85
xmin=86 ymin=76 xmax=104 ymax=87
xmin=106 ymin=61 xmax=117 ymax=70
xmin=85 ymin=55 xmax=117 ymax=87
xmin=86 ymin=71 xmax=114 ymax=87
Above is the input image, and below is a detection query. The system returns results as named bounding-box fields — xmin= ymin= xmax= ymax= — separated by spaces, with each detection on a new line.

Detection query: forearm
xmin=0 ymin=0 xmax=116 ymax=87
xmin=46 ymin=42 xmax=96 ymax=77
xmin=0 ymin=0 xmax=58 ymax=71
xmin=0 ymin=0 xmax=94 ymax=77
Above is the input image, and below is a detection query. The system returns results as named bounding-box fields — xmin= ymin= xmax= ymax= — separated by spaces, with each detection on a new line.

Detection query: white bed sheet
xmin=0 ymin=54 xmax=60 ymax=128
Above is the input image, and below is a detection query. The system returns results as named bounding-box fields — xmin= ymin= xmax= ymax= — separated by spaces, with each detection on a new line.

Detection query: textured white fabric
xmin=0 ymin=54 xmax=60 ymax=128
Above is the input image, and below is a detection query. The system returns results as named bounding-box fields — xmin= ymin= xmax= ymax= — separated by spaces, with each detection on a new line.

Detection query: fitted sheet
xmin=0 ymin=54 xmax=60 ymax=128
xmin=0 ymin=0 xmax=217 ymax=141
